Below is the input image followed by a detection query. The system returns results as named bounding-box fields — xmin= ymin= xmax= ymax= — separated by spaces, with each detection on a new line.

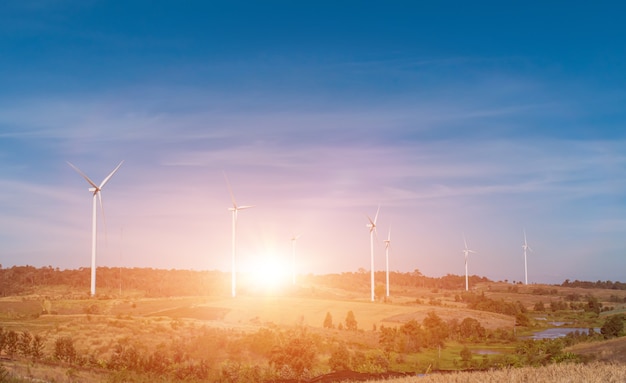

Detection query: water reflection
xmin=528 ymin=327 xmax=598 ymax=340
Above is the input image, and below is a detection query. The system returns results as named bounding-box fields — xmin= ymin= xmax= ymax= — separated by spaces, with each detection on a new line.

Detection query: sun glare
xmin=244 ymin=254 xmax=290 ymax=293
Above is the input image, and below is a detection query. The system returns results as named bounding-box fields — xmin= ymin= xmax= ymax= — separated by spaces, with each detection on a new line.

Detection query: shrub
xmin=323 ymin=312 xmax=333 ymax=329
xmin=329 ymin=342 xmax=351 ymax=371
xmin=601 ymin=314 xmax=624 ymax=339
xmin=345 ymin=310 xmax=357 ymax=331
xmin=54 ymin=336 xmax=77 ymax=363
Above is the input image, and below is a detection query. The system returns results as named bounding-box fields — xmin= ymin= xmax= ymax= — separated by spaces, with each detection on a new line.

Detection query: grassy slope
xmin=566 ymin=336 xmax=626 ymax=364
xmin=380 ymin=362 xmax=626 ymax=383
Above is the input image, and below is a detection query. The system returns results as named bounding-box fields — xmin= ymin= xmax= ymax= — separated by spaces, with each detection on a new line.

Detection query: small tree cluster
xmin=0 ymin=328 xmax=44 ymax=359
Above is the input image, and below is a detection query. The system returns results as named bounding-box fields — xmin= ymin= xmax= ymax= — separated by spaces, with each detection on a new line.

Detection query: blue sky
xmin=1 ymin=1 xmax=625 ymax=285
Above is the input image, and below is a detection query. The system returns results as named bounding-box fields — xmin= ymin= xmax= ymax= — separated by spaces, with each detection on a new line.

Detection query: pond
xmin=527 ymin=327 xmax=599 ymax=340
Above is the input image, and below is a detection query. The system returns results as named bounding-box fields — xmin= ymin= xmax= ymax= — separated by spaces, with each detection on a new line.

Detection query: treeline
xmin=0 ymin=265 xmax=229 ymax=297
xmin=305 ymin=270 xmax=491 ymax=293
xmin=0 ymin=266 xmax=493 ymax=298
xmin=561 ymin=279 xmax=626 ymax=290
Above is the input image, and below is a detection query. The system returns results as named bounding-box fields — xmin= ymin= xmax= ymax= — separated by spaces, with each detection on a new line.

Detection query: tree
xmin=460 ymin=346 xmax=472 ymax=363
xmin=328 ymin=342 xmax=351 ymax=371
xmin=323 ymin=312 xmax=333 ymax=329
xmin=31 ymin=334 xmax=45 ymax=359
xmin=459 ymin=317 xmax=485 ymax=341
xmin=54 ymin=336 xmax=77 ymax=363
xmin=345 ymin=311 xmax=357 ymax=331
xmin=5 ymin=331 xmax=18 ymax=358
xmin=422 ymin=311 xmax=449 ymax=348
xmin=534 ymin=301 xmax=545 ymax=312
xmin=270 ymin=329 xmax=316 ymax=380
xmin=18 ymin=331 xmax=32 ymax=357
xmin=601 ymin=314 xmax=624 ymax=339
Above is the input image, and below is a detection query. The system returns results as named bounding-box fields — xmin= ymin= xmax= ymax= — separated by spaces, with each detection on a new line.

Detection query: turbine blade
xmin=374 ymin=205 xmax=380 ymax=225
xmin=366 ymin=214 xmax=375 ymax=228
xmin=223 ymin=172 xmax=237 ymax=208
xmin=67 ymin=161 xmax=99 ymax=189
xmin=99 ymin=160 xmax=124 ymax=189
xmin=463 ymin=232 xmax=468 ymax=250
xmin=237 ymin=205 xmax=255 ymax=210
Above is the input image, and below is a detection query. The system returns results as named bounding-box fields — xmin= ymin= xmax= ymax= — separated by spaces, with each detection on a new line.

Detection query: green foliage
xmin=458 ymin=317 xmax=486 ymax=341
xmin=585 ymin=295 xmax=603 ymax=315
xmin=345 ymin=310 xmax=357 ymax=331
xmin=422 ymin=311 xmax=448 ymax=348
xmin=600 ymin=314 xmax=624 ymax=339
xmin=462 ymin=292 xmax=524 ymax=316
xmin=515 ymin=338 xmax=567 ymax=366
xmin=459 ymin=346 xmax=472 ymax=362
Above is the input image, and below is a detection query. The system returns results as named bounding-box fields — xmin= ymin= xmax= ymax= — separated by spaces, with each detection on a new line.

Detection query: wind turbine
xmin=67 ymin=160 xmax=124 ymax=297
xmin=462 ymin=233 xmax=476 ymax=291
xmin=366 ymin=206 xmax=380 ymax=302
xmin=522 ymin=229 xmax=533 ymax=285
xmin=224 ymin=173 xmax=254 ymax=298
xmin=384 ymin=228 xmax=391 ymax=298
xmin=290 ymin=233 xmax=301 ymax=285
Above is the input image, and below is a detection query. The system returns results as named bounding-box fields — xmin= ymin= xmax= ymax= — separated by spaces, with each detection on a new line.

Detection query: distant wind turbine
xmin=67 ymin=160 xmax=124 ymax=297
xmin=522 ymin=229 xmax=533 ymax=285
xmin=384 ymin=228 xmax=391 ymax=298
xmin=291 ymin=233 xmax=301 ymax=285
xmin=462 ymin=233 xmax=476 ymax=291
xmin=224 ymin=173 xmax=254 ymax=298
xmin=366 ymin=206 xmax=380 ymax=302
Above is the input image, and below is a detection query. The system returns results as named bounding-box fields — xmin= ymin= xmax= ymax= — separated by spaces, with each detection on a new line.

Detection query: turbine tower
xmin=68 ymin=160 xmax=124 ymax=297
xmin=462 ymin=233 xmax=476 ymax=291
xmin=290 ymin=233 xmax=301 ymax=285
xmin=384 ymin=228 xmax=391 ymax=298
xmin=366 ymin=206 xmax=380 ymax=302
xmin=522 ymin=229 xmax=533 ymax=285
xmin=224 ymin=173 xmax=254 ymax=298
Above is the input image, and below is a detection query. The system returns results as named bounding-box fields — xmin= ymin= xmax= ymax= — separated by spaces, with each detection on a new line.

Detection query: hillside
xmin=566 ymin=336 xmax=626 ymax=364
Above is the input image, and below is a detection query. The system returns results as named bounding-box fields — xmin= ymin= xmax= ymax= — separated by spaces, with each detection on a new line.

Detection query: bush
xmin=601 ymin=314 xmax=624 ymax=339
xmin=328 ymin=342 xmax=351 ymax=371
xmin=54 ymin=336 xmax=77 ymax=363
xmin=345 ymin=311 xmax=357 ymax=331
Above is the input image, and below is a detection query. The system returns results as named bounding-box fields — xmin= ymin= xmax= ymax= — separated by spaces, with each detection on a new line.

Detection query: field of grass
xmin=0 ymin=279 xmax=625 ymax=382
xmin=375 ymin=362 xmax=626 ymax=383
xmin=566 ymin=336 xmax=626 ymax=364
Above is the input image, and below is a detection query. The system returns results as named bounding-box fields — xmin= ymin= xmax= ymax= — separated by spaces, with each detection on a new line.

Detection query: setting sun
xmin=243 ymin=254 xmax=290 ymax=293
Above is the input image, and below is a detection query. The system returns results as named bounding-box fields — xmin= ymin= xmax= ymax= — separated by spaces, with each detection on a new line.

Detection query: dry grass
xmin=566 ymin=336 xmax=626 ymax=363
xmin=378 ymin=362 xmax=626 ymax=383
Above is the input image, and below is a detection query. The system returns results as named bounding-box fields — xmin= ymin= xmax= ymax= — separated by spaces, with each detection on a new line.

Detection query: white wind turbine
xmin=366 ymin=206 xmax=380 ymax=302
xmin=522 ymin=229 xmax=533 ymax=285
xmin=224 ymin=173 xmax=254 ymax=298
xmin=384 ymin=228 xmax=391 ymax=298
xmin=67 ymin=160 xmax=124 ymax=297
xmin=462 ymin=233 xmax=476 ymax=291
xmin=290 ymin=233 xmax=301 ymax=285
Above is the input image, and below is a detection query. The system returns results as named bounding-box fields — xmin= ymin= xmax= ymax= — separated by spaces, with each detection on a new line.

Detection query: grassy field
xmin=0 ymin=280 xmax=625 ymax=382
xmin=379 ymin=362 xmax=626 ymax=383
